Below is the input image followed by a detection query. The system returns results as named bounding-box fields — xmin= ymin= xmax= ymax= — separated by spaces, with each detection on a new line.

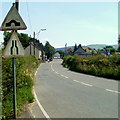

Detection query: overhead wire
xmin=25 ymin=0 xmax=33 ymax=37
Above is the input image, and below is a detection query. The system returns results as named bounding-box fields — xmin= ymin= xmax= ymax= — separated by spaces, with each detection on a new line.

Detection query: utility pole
xmin=33 ymin=32 xmax=35 ymax=56
xmin=65 ymin=43 xmax=67 ymax=56
xmin=30 ymin=35 xmax=31 ymax=55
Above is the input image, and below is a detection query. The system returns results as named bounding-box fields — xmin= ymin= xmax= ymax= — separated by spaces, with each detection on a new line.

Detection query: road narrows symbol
xmin=3 ymin=32 xmax=24 ymax=57
xmin=10 ymin=40 xmax=19 ymax=55
xmin=15 ymin=40 xmax=19 ymax=54
xmin=11 ymin=40 xmax=14 ymax=55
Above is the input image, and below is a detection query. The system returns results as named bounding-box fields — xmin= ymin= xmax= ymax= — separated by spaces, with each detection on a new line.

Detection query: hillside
xmin=56 ymin=44 xmax=118 ymax=51
xmin=87 ymin=44 xmax=118 ymax=50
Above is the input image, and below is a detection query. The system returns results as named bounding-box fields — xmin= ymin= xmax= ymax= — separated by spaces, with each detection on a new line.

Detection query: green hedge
xmin=2 ymin=56 xmax=40 ymax=119
xmin=62 ymin=55 xmax=120 ymax=80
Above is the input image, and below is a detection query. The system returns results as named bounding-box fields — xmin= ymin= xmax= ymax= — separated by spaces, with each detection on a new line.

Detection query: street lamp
xmin=36 ymin=29 xmax=47 ymax=39
xmin=33 ymin=29 xmax=46 ymax=58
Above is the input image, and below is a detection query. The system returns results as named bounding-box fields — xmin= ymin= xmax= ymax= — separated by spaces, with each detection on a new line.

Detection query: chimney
xmin=78 ymin=44 xmax=81 ymax=48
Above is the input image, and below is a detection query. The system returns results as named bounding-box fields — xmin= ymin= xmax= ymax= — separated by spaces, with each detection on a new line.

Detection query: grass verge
xmin=2 ymin=56 xmax=40 ymax=119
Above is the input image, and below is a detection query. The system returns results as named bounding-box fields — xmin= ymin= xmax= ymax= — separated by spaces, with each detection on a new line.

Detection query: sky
xmin=0 ymin=0 xmax=118 ymax=48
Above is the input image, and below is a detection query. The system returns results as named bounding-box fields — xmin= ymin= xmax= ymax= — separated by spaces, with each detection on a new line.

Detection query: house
xmin=25 ymin=42 xmax=45 ymax=60
xmin=53 ymin=52 xmax=60 ymax=59
xmin=74 ymin=44 xmax=92 ymax=56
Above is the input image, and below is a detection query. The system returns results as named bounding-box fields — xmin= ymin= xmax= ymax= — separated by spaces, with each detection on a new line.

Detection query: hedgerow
xmin=62 ymin=55 xmax=120 ymax=80
xmin=2 ymin=56 xmax=40 ymax=119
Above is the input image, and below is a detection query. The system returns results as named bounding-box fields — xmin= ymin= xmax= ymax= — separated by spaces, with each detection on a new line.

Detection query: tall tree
xmin=44 ymin=41 xmax=55 ymax=59
xmin=3 ymin=31 xmax=30 ymax=48
xmin=3 ymin=31 xmax=13 ymax=47
xmin=18 ymin=33 xmax=30 ymax=48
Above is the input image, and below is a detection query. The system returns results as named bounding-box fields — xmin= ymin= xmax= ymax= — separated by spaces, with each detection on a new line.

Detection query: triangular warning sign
xmin=3 ymin=32 xmax=25 ymax=57
xmin=1 ymin=5 xmax=27 ymax=31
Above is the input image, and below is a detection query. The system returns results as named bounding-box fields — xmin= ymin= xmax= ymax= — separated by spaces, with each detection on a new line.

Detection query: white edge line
xmin=35 ymin=67 xmax=39 ymax=76
xmin=106 ymin=89 xmax=120 ymax=94
xmin=33 ymin=90 xmax=51 ymax=119
xmin=34 ymin=67 xmax=51 ymax=120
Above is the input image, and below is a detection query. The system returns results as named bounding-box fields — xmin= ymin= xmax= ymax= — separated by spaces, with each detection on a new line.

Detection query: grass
xmin=2 ymin=56 xmax=40 ymax=119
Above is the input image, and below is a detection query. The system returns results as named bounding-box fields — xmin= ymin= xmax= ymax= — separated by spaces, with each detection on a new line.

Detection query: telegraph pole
xmin=30 ymin=35 xmax=31 ymax=55
xmin=34 ymin=32 xmax=35 ymax=55
xmin=65 ymin=43 xmax=67 ymax=56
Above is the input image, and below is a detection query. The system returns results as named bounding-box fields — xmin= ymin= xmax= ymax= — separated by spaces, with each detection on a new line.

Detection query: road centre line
xmin=73 ymin=80 xmax=93 ymax=87
xmin=61 ymin=74 xmax=69 ymax=79
xmin=106 ymin=89 xmax=120 ymax=94
xmin=51 ymin=63 xmax=69 ymax=78
xmin=55 ymin=71 xmax=59 ymax=74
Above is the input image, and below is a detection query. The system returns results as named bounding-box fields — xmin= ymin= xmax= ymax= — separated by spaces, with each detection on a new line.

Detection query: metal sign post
xmin=12 ymin=57 xmax=17 ymax=118
xmin=1 ymin=0 xmax=27 ymax=118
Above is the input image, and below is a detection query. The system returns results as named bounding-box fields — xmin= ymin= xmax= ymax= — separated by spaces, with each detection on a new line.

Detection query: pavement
xmin=18 ymin=104 xmax=33 ymax=118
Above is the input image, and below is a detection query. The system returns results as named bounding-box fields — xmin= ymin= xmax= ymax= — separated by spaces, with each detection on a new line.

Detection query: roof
xmin=53 ymin=52 xmax=60 ymax=57
xmin=82 ymin=46 xmax=92 ymax=53
xmin=74 ymin=45 xmax=86 ymax=54
xmin=25 ymin=42 xmax=43 ymax=51
xmin=74 ymin=44 xmax=92 ymax=55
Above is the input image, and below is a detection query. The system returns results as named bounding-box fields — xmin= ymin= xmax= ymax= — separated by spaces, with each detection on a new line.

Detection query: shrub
xmin=2 ymin=56 xmax=40 ymax=119
xmin=63 ymin=55 xmax=120 ymax=80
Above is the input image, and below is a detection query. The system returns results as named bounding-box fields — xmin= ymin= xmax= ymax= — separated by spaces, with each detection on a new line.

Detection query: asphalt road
xmin=32 ymin=59 xmax=119 ymax=118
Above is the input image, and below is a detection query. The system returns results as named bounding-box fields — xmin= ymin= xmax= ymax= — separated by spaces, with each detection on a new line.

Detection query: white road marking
xmin=61 ymin=74 xmax=69 ymax=79
xmin=106 ymin=89 xmax=120 ymax=94
xmin=73 ymin=80 xmax=93 ymax=87
xmin=80 ymin=82 xmax=93 ymax=87
xmin=33 ymin=89 xmax=51 ymax=120
xmin=35 ymin=67 xmax=39 ymax=76
xmin=34 ymin=68 xmax=51 ymax=120
xmin=51 ymin=64 xmax=55 ymax=71
xmin=35 ymin=71 xmax=37 ymax=76
xmin=55 ymin=71 xmax=59 ymax=74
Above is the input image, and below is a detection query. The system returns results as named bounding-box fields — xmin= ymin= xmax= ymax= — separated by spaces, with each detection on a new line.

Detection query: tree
xmin=44 ymin=41 xmax=55 ymax=59
xmin=57 ymin=50 xmax=64 ymax=58
xmin=105 ymin=46 xmax=116 ymax=54
xmin=18 ymin=33 xmax=30 ymax=48
xmin=3 ymin=31 xmax=30 ymax=48
xmin=3 ymin=31 xmax=13 ymax=47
